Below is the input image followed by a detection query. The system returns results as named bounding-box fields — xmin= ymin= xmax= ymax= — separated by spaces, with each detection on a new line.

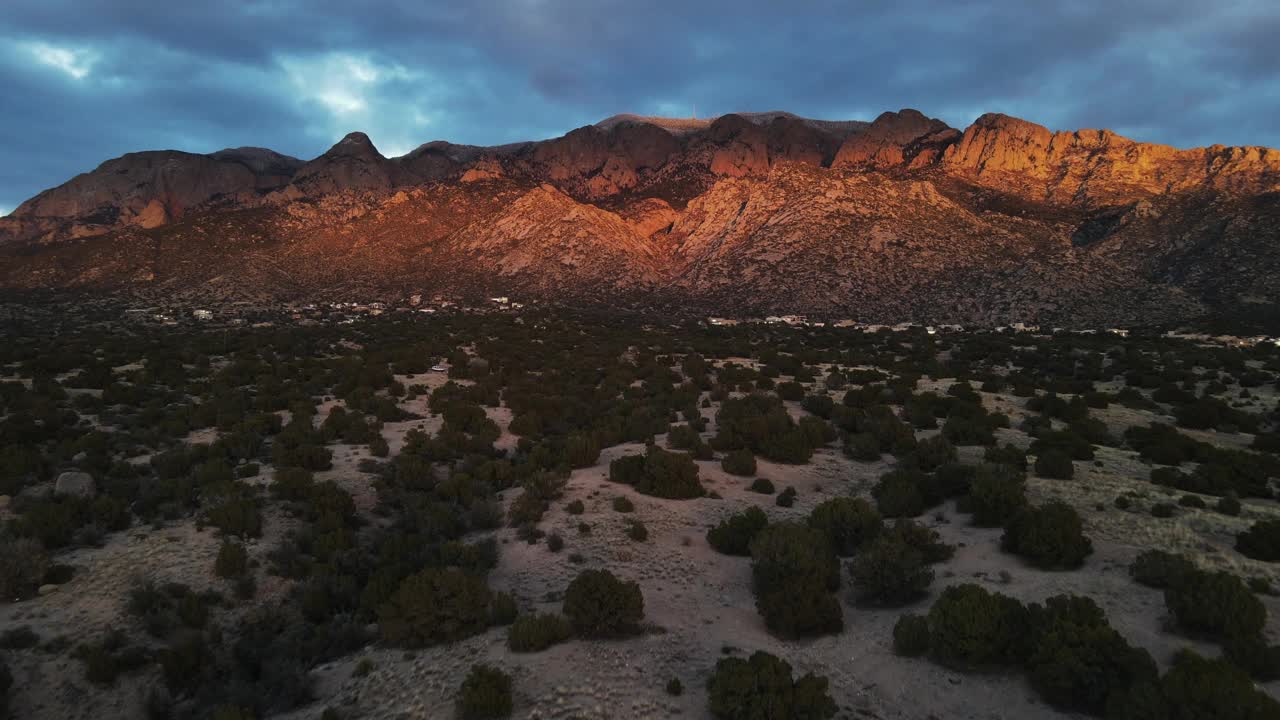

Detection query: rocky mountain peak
xmin=833 ymin=108 xmax=958 ymax=170
xmin=207 ymin=147 xmax=304 ymax=177
xmin=328 ymin=132 xmax=382 ymax=158
xmin=277 ymin=131 xmax=413 ymax=199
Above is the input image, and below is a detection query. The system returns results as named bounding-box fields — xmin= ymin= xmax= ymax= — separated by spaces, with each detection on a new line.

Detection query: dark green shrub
xmin=1125 ymin=423 xmax=1202 ymax=466
xmin=507 ymin=491 xmax=546 ymax=527
xmin=546 ymin=532 xmax=564 ymax=553
xmin=0 ymin=537 xmax=49 ymax=601
xmin=667 ymin=424 xmax=702 ymax=451
xmin=612 ymin=496 xmax=634 ymax=513
xmin=1030 ymin=429 xmax=1095 ymax=461
xmin=749 ymin=522 xmax=842 ymax=638
xmin=1001 ymin=502 xmax=1092 ymax=570
xmin=214 ymin=540 xmax=248 ymax=579
xmin=562 ymin=569 xmax=644 ymax=638
xmin=1236 ymin=518 xmax=1280 ymax=562
xmin=0 ymin=657 xmax=10 ymax=718
xmin=707 ymin=506 xmax=769 ymax=556
xmin=514 ymin=473 xmax=566 ymax=508
xmin=1150 ymin=502 xmax=1176 ymax=518
xmin=931 ymin=461 xmax=977 ymax=497
xmin=967 ymin=463 xmax=1027 ymax=526
xmin=1129 ymin=550 xmax=1194 ymax=589
xmin=0 ymin=626 xmax=39 ymax=650
xmin=777 ymin=381 xmax=805 ymax=401
xmin=845 ymin=432 xmax=881 ymax=461
xmin=1141 ymin=650 xmax=1280 ymax=720
xmin=1178 ymin=494 xmax=1206 ymax=508
xmin=775 ymin=487 xmax=797 ymax=507
xmin=565 ymin=433 xmax=600 ymax=468
xmin=1164 ymin=569 xmax=1266 ymax=641
xmin=490 ymin=592 xmax=518 ymax=626
xmin=625 ymin=519 xmax=648 ymax=542
xmin=378 ymin=568 xmax=493 ymax=647
xmin=609 ymin=447 xmax=704 ymax=499
xmin=1215 ymin=493 xmax=1242 ymax=516
xmin=457 ymin=664 xmax=513 ymax=720
xmin=926 ymin=584 xmax=1028 ymax=669
xmin=807 ymin=497 xmax=882 ymax=556
xmin=721 ymin=449 xmax=757 ymax=477
xmin=911 ymin=436 xmax=957 ymax=472
xmin=565 ymin=499 xmax=585 ymax=515
xmin=748 ymin=477 xmax=775 ymax=495
xmin=983 ymin=443 xmax=1028 ymax=470
xmin=507 ymin=613 xmax=571 ymax=653
xmin=872 ymin=468 xmax=928 ymax=518
xmin=893 ymin=613 xmax=930 ymax=656
xmin=706 ymin=651 xmax=836 ymax=720
xmin=848 ymin=535 xmax=933 ymax=606
xmin=203 ymin=495 xmax=262 ymax=538
xmin=1225 ymin=633 xmax=1280 ymax=681
xmin=73 ymin=630 xmax=152 ymax=685
xmin=941 ymin=414 xmax=996 ymax=446
xmin=1023 ymin=595 xmax=1157 ymax=714
xmin=1034 ymin=449 xmax=1075 ymax=480
xmin=801 ymin=394 xmax=834 ymax=418
xmin=665 ymin=677 xmax=684 ymax=696
xmin=886 ymin=519 xmax=954 ymax=564
xmin=714 ymin=394 xmax=818 ymax=464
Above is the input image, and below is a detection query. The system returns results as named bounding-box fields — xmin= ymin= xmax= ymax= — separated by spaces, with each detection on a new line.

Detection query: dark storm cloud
xmin=2 ymin=0 xmax=1278 ymax=213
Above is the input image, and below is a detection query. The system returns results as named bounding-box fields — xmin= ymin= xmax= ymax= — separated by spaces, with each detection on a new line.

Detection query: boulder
xmin=55 ymin=471 xmax=96 ymax=498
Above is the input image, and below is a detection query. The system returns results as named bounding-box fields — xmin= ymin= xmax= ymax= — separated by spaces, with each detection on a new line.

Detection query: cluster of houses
xmin=1163 ymin=331 xmax=1280 ymax=348
xmin=702 ymin=316 xmax=1280 ymax=349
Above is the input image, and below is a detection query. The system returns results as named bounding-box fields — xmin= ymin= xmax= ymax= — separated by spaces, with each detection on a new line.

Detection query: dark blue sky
xmin=2 ymin=0 xmax=1278 ymax=215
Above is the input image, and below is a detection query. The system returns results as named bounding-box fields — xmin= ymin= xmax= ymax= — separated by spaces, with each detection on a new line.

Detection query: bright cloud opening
xmin=280 ymin=52 xmax=415 ymax=118
xmin=24 ymin=41 xmax=98 ymax=80
xmin=277 ymin=51 xmax=448 ymax=155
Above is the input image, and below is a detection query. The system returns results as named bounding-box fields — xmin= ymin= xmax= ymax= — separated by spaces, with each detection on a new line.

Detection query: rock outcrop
xmin=703 ymin=114 xmax=771 ymax=178
xmin=277 ymin=132 xmax=414 ymax=199
xmin=529 ymin=122 xmax=680 ymax=196
xmin=4 ymin=107 xmax=1280 ymax=329
xmin=54 ymin=471 xmax=96 ymax=498
xmin=833 ymin=109 xmax=960 ymax=170
xmin=942 ymin=113 xmax=1280 ymax=204
xmin=0 ymin=148 xmax=302 ymax=243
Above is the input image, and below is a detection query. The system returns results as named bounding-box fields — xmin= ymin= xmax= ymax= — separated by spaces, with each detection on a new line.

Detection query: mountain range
xmin=3 ymin=108 xmax=1279 ymax=328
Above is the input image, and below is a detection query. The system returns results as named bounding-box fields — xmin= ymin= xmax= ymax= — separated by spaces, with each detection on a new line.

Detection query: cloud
xmin=22 ymin=40 xmax=97 ymax=79
xmin=277 ymin=52 xmax=448 ymax=156
xmin=0 ymin=0 xmax=1278 ymax=211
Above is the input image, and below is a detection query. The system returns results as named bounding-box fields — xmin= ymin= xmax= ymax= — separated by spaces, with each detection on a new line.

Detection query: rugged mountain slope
xmin=0 ymin=148 xmax=302 ymax=244
xmin=833 ymin=109 xmax=960 ymax=170
xmin=2 ymin=108 xmax=1278 ymax=328
xmin=274 ymin=132 xmax=416 ymax=199
xmin=665 ymin=163 xmax=1199 ymax=325
xmin=942 ymin=113 xmax=1280 ymax=205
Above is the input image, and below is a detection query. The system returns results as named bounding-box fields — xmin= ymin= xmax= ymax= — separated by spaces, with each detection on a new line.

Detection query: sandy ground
xmin=6 ymin=376 xmax=1280 ymax=720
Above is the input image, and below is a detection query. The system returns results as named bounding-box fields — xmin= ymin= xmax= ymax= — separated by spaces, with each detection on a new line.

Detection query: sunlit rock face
xmin=0 ymin=148 xmax=302 ymax=243
xmin=942 ymin=113 xmax=1280 ymax=204
xmin=833 ymin=109 xmax=959 ymax=170
xmin=3 ymin=108 xmax=1280 ymax=328
xmin=277 ymin=132 xmax=416 ymax=200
